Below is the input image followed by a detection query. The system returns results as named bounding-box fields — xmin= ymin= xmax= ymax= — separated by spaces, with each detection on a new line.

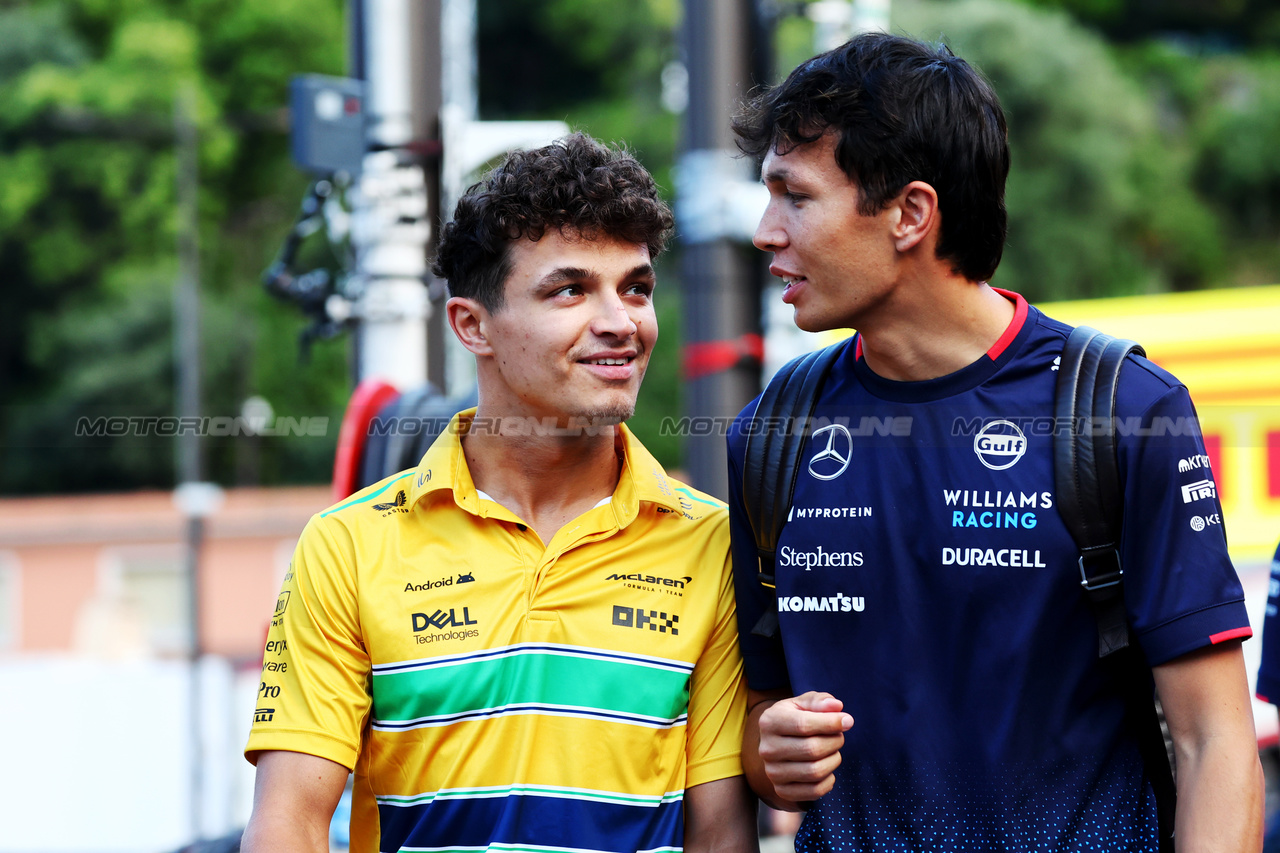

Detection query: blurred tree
xmin=0 ymin=0 xmax=350 ymax=494
xmin=1194 ymin=55 xmax=1280 ymax=238
xmin=1119 ymin=40 xmax=1280 ymax=285
xmin=897 ymin=0 xmax=1224 ymax=299
xmin=1015 ymin=0 xmax=1280 ymax=50
xmin=0 ymin=0 xmax=695 ymax=493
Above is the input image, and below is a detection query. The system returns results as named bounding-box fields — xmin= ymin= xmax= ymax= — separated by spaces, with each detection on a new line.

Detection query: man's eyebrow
xmin=762 ymin=165 xmax=793 ymax=185
xmin=538 ymin=266 xmax=596 ymax=288
xmin=538 ymin=263 xmax=655 ymax=289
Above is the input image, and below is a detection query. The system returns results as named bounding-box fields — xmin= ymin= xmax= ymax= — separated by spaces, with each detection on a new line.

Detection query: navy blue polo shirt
xmin=728 ymin=294 xmax=1249 ymax=852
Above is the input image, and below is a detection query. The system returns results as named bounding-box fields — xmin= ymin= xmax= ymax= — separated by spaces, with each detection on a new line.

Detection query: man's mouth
xmin=780 ymin=276 xmax=807 ymax=302
xmin=581 ymin=355 xmax=635 ymax=366
xmin=578 ymin=352 xmax=640 ymax=380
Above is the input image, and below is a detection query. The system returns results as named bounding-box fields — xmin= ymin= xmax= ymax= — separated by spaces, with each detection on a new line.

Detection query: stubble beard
xmin=576 ymin=400 xmax=635 ymax=427
xmin=575 ymin=361 xmax=645 ymax=427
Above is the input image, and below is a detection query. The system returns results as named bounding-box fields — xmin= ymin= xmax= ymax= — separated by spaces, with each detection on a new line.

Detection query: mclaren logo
xmin=606 ymin=572 xmax=690 ymax=588
xmin=606 ymin=572 xmax=690 ymax=597
xmin=808 ymin=424 xmax=852 ymax=481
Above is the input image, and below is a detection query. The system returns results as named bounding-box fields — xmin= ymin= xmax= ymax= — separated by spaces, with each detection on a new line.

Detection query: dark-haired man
xmin=243 ymin=133 xmax=756 ymax=853
xmin=727 ymin=33 xmax=1262 ymax=852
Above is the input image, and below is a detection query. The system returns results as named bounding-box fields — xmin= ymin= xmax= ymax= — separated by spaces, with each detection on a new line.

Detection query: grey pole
xmin=351 ymin=0 xmax=433 ymax=389
xmin=175 ymin=85 xmax=202 ymax=490
xmin=409 ymin=0 xmax=447 ymax=392
xmin=677 ymin=0 xmax=769 ymax=498
xmin=173 ymin=82 xmax=205 ymax=842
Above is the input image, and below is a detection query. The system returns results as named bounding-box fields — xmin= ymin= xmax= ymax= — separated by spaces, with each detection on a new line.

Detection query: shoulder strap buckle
xmin=1078 ymin=551 xmax=1123 ymax=592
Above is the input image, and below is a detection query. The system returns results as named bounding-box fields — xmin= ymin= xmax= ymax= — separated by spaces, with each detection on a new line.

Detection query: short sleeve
xmin=1117 ymin=374 xmax=1251 ymax=666
xmin=684 ymin=518 xmax=747 ymax=788
xmin=244 ymin=514 xmax=371 ymax=770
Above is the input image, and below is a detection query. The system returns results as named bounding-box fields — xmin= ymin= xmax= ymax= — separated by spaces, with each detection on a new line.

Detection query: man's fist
xmin=756 ymin=691 xmax=854 ymax=803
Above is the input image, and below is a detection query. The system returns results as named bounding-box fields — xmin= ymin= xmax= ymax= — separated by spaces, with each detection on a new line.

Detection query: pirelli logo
xmin=612 ymin=605 xmax=679 ymax=635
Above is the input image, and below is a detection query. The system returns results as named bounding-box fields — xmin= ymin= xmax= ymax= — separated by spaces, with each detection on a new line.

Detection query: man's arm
xmin=744 ymin=688 xmax=853 ymax=812
xmin=684 ymin=775 xmax=759 ymax=853
xmin=1152 ymin=641 xmax=1263 ymax=853
xmin=241 ymin=750 xmax=350 ymax=853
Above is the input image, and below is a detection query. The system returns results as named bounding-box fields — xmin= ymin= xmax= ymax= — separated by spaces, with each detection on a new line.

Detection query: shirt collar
xmin=407 ymin=408 xmax=687 ymax=522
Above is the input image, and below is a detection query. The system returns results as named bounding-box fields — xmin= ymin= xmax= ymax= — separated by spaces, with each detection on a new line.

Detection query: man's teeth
xmin=592 ymin=358 xmax=629 ymax=365
xmin=783 ymin=277 xmax=801 ymax=286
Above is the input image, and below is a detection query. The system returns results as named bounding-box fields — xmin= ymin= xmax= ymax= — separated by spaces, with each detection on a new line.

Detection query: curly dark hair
xmin=432 ymin=132 xmax=674 ymax=312
xmin=733 ymin=33 xmax=1009 ymax=283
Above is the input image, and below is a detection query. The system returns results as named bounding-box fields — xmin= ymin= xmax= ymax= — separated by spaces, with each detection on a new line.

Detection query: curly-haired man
xmin=243 ymin=133 xmax=757 ymax=853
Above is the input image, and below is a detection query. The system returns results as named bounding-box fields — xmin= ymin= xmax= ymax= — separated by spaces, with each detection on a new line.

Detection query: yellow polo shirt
xmin=245 ymin=411 xmax=745 ymax=853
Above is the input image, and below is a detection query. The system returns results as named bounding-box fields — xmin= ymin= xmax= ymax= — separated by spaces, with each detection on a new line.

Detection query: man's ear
xmin=446 ymin=296 xmax=493 ymax=356
xmin=891 ymin=181 xmax=939 ymax=253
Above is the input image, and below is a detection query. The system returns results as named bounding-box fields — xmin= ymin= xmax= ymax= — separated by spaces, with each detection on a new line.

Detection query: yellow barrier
xmin=1044 ymin=285 xmax=1280 ymax=565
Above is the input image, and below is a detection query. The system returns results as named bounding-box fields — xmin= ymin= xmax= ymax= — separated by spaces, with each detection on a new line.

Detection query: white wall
xmin=0 ymin=655 xmax=259 ymax=853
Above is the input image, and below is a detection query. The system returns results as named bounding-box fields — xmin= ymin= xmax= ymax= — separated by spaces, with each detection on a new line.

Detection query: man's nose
xmin=753 ymin=202 xmax=786 ymax=252
xmin=592 ymin=294 xmax=638 ymax=338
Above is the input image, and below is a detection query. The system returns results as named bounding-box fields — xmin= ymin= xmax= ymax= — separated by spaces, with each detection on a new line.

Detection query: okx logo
xmin=612 ymin=605 xmax=679 ymax=635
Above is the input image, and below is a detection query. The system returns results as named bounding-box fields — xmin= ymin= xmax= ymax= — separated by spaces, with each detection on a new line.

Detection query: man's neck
xmin=461 ymin=414 xmax=624 ymax=544
xmin=857 ymin=276 xmax=1017 ymax=382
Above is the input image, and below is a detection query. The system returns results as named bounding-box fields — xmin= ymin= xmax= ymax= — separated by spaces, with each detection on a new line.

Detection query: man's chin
xmin=793 ymin=310 xmax=839 ymax=334
xmin=578 ymin=403 xmax=635 ymax=426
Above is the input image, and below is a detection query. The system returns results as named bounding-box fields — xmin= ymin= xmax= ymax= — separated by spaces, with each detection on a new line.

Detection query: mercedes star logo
xmin=808 ymin=424 xmax=853 ymax=481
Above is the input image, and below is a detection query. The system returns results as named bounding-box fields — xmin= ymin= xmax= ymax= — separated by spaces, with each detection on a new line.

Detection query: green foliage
xmin=0 ymin=0 xmax=694 ymax=492
xmin=897 ymin=0 xmax=1224 ymax=299
xmin=1194 ymin=54 xmax=1280 ymax=236
xmin=1119 ymin=39 xmax=1280 ymax=281
xmin=0 ymin=0 xmax=348 ymax=494
xmin=479 ymin=0 xmax=677 ymax=119
xmin=1014 ymin=0 xmax=1280 ymax=50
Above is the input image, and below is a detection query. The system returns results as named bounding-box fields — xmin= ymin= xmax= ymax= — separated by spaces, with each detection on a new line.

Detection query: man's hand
xmin=744 ymin=689 xmax=854 ymax=810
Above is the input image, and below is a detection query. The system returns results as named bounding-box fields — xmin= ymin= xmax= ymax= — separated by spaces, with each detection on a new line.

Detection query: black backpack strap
xmin=1054 ymin=325 xmax=1145 ymax=657
xmin=741 ymin=341 xmax=846 ymax=636
xmin=1054 ymin=325 xmax=1174 ymax=852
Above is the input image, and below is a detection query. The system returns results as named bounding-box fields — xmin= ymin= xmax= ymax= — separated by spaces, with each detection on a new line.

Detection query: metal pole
xmin=173 ymin=82 xmax=204 ymax=843
xmin=352 ymin=0 xmax=433 ymax=390
xmin=411 ymin=0 xmax=447 ymax=392
xmin=439 ymin=0 xmax=476 ymax=397
xmin=677 ymin=0 xmax=767 ymax=498
xmin=175 ymin=86 xmax=202 ymax=489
